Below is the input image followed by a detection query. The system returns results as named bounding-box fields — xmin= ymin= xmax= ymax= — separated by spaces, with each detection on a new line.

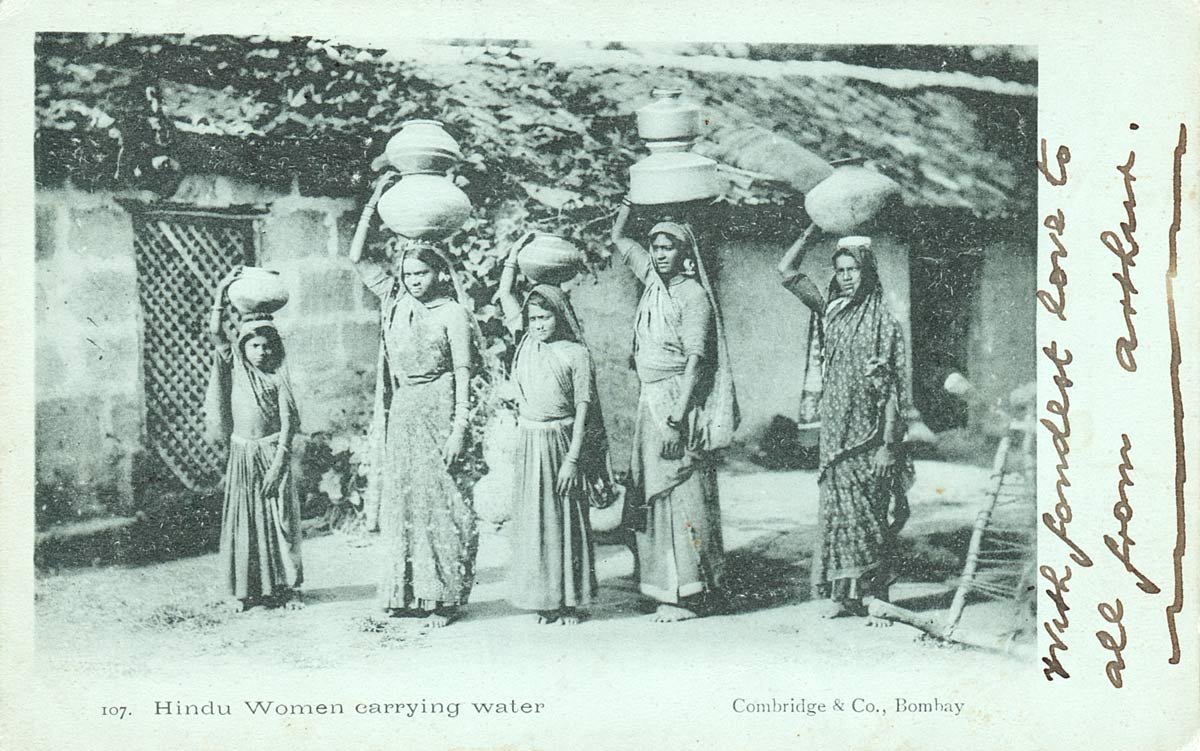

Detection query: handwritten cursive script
xmin=1101 ymin=148 xmax=1140 ymax=372
xmin=1096 ymin=599 xmax=1127 ymax=688
xmin=1037 ymin=141 xmax=1071 ymax=320
xmin=1041 ymin=564 xmax=1073 ymax=680
xmin=1040 ymin=342 xmax=1092 ymax=567
xmin=1103 ymin=434 xmax=1160 ymax=594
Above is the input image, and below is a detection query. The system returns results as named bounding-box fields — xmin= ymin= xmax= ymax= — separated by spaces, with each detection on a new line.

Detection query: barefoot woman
xmin=777 ymin=234 xmax=913 ymax=618
xmin=611 ymin=201 xmax=739 ymax=623
xmin=349 ymin=174 xmax=480 ymax=628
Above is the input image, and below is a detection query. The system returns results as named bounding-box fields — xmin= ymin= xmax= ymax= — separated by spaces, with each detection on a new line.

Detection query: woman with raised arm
xmin=777 ymin=232 xmax=913 ymax=619
xmin=348 ymin=172 xmax=480 ymax=629
xmin=610 ymin=200 xmax=739 ymax=623
xmin=496 ymin=234 xmax=612 ymax=625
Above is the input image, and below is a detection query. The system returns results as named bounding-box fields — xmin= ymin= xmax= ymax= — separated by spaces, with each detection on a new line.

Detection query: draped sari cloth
xmin=204 ymin=320 xmax=303 ymax=600
xmin=616 ymin=222 xmax=739 ymax=605
xmin=787 ymin=244 xmax=915 ymax=603
xmin=356 ymin=243 xmax=481 ymax=611
xmin=506 ymin=284 xmax=612 ymax=610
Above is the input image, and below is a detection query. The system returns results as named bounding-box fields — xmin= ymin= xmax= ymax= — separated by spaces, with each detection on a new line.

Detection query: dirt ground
xmin=35 ymin=460 xmax=1031 ymax=677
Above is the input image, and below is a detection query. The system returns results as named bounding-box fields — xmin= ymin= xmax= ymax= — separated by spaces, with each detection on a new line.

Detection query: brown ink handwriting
xmin=1165 ymin=123 xmax=1188 ymax=665
xmin=1101 ymin=151 xmax=1140 ymax=371
xmin=1040 ymin=342 xmax=1093 ymax=567
xmin=1038 ymin=208 xmax=1068 ymax=321
xmin=1096 ymin=599 xmax=1127 ymax=688
xmin=1103 ymin=434 xmax=1160 ymax=594
xmin=1041 ymin=564 xmax=1073 ymax=680
xmin=1037 ymin=139 xmax=1071 ymax=186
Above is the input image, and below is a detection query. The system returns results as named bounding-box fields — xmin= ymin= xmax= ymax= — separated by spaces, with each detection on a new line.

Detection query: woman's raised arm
xmin=777 ymin=224 xmax=824 ymax=313
xmin=498 ymin=232 xmax=535 ymax=331
xmin=610 ymin=200 xmax=654 ymax=283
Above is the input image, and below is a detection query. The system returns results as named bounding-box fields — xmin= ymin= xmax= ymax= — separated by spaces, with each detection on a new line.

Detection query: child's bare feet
xmin=226 ymin=598 xmax=247 ymax=614
xmin=536 ymin=610 xmax=558 ymax=625
xmin=650 ymin=604 xmax=698 ymax=623
xmin=817 ymin=600 xmax=853 ymax=619
xmin=283 ymin=590 xmax=305 ymax=610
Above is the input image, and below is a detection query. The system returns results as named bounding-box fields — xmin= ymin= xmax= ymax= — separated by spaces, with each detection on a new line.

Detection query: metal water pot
xmin=377 ymin=174 xmax=472 ymax=240
xmin=636 ymin=89 xmax=702 ymax=142
xmin=227 ymin=267 xmax=289 ymax=316
xmin=384 ymin=119 xmax=463 ymax=176
xmin=518 ymin=234 xmax=585 ymax=285
xmin=629 ymin=141 xmax=721 ymax=205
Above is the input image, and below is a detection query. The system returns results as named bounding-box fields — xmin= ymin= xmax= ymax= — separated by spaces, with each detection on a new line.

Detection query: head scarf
xmin=646 ymin=221 xmax=741 ymax=450
xmin=514 ymin=284 xmax=613 ymax=499
xmin=204 ymin=317 xmax=301 ymax=447
xmin=800 ymin=239 xmax=911 ymax=476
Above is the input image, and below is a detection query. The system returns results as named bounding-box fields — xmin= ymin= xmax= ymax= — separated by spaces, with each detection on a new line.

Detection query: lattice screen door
xmin=133 ymin=208 xmax=261 ymax=492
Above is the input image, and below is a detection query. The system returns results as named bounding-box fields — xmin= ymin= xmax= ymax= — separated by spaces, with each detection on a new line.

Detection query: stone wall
xmin=34 ymin=180 xmax=380 ymax=524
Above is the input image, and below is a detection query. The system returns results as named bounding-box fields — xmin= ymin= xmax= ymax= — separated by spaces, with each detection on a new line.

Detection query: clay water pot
xmin=636 ymin=89 xmax=702 ymax=142
xmin=227 ymin=267 xmax=289 ymax=316
xmin=518 ymin=234 xmax=585 ymax=285
xmin=384 ymin=119 xmax=463 ymax=175
xmin=804 ymin=166 xmax=901 ymax=235
xmin=377 ymin=174 xmax=472 ymax=240
xmin=629 ymin=141 xmax=721 ymax=205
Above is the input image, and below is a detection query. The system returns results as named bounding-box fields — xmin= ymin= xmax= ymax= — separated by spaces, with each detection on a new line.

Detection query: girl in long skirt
xmin=204 ymin=268 xmax=304 ymax=612
xmin=349 ymin=174 xmax=481 ymax=628
xmin=497 ymin=235 xmax=613 ymax=625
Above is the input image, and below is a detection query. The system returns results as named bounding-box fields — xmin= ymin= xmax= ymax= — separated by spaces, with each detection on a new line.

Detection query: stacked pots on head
xmin=377 ymin=120 xmax=472 ymax=240
xmin=628 ymin=89 xmax=721 ymax=207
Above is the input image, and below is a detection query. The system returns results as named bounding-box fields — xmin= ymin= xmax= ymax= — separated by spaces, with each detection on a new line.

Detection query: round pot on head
xmin=227 ymin=267 xmax=289 ymax=316
xmin=518 ymin=234 xmax=585 ymax=285
xmin=377 ymin=174 xmax=472 ymax=240
xmin=804 ymin=166 xmax=901 ymax=235
xmin=636 ymin=89 xmax=703 ymax=142
xmin=629 ymin=141 xmax=722 ymax=206
xmin=385 ymin=119 xmax=463 ymax=175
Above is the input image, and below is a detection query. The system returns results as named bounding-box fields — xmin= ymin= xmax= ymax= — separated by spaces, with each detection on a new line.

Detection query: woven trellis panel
xmin=133 ymin=212 xmax=254 ymax=491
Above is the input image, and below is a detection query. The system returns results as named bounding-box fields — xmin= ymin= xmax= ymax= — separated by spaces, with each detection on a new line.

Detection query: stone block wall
xmin=34 ymin=181 xmax=381 ymax=525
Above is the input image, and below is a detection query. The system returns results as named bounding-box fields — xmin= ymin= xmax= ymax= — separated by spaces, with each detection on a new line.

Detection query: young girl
xmin=498 ymin=234 xmax=612 ymax=625
xmin=205 ymin=268 xmax=304 ymax=612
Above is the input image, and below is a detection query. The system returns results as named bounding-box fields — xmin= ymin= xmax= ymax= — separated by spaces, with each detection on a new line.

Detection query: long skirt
xmin=811 ymin=452 xmax=894 ymax=602
xmin=219 ymin=433 xmax=303 ymax=600
xmin=632 ymin=378 xmax=725 ymax=604
xmin=378 ymin=374 xmax=478 ymax=611
xmin=508 ymin=417 xmax=598 ymax=611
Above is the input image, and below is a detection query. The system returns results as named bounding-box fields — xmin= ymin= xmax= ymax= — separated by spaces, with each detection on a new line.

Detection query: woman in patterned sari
xmin=777 ymin=233 xmax=914 ymax=618
xmin=349 ymin=174 xmax=481 ymax=628
xmin=611 ymin=201 xmax=740 ymax=623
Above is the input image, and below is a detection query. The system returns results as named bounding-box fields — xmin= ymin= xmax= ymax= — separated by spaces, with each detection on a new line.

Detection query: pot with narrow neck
xmin=227 ymin=267 xmax=290 ymax=316
xmin=385 ymin=119 xmax=463 ymax=176
xmin=636 ymin=89 xmax=702 ymax=142
xmin=628 ymin=141 xmax=721 ymax=205
xmin=377 ymin=174 xmax=472 ymax=240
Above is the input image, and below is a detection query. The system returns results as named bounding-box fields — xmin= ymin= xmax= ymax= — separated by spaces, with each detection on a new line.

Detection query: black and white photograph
xmin=5 ymin=5 xmax=1199 ymax=749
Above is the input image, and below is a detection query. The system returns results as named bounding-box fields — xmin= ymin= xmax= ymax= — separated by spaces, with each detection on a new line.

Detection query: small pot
xmin=636 ymin=89 xmax=702 ymax=142
xmin=518 ymin=234 xmax=585 ymax=285
xmin=804 ymin=166 xmax=901 ymax=235
xmin=629 ymin=141 xmax=721 ymax=205
xmin=377 ymin=174 xmax=472 ymax=240
xmin=385 ymin=119 xmax=463 ymax=176
xmin=227 ymin=267 xmax=289 ymax=316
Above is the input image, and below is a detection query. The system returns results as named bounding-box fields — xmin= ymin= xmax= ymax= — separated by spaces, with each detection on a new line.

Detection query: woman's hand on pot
xmin=556 ymin=457 xmax=580 ymax=496
xmin=507 ymin=231 xmax=536 ymax=261
xmin=370 ymin=170 xmax=400 ymax=203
